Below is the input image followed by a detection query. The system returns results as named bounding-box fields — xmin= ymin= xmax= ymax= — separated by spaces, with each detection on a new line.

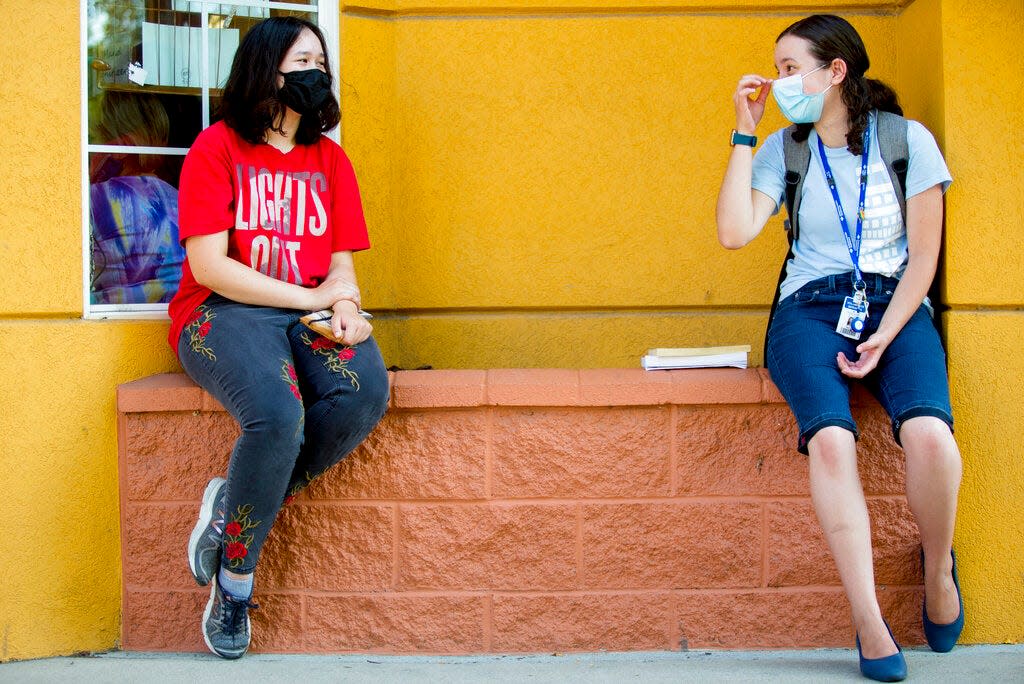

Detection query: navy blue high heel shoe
xmin=923 ymin=549 xmax=964 ymax=652
xmin=856 ymin=621 xmax=907 ymax=682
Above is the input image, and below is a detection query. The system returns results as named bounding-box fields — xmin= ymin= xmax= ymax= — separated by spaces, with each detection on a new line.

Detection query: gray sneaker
xmin=187 ymin=477 xmax=226 ymax=586
xmin=202 ymin=576 xmax=257 ymax=659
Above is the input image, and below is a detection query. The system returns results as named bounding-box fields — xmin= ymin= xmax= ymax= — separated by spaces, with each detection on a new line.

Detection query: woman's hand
xmin=330 ymin=299 xmax=372 ymax=346
xmin=308 ymin=276 xmax=360 ymax=312
xmin=734 ymin=75 xmax=772 ymax=134
xmin=837 ymin=332 xmax=891 ymax=378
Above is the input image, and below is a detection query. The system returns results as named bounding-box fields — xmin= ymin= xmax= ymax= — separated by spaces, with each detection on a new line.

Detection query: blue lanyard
xmin=816 ymin=123 xmax=871 ymax=287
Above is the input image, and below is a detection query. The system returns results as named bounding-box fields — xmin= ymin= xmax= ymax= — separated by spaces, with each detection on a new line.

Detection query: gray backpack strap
xmin=766 ymin=126 xmax=809 ymax=369
xmin=875 ymin=110 xmax=910 ymax=224
xmin=781 ymin=124 xmax=811 ymax=241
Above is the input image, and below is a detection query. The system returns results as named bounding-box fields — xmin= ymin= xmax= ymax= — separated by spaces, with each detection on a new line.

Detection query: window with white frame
xmin=82 ymin=0 xmax=336 ymax=318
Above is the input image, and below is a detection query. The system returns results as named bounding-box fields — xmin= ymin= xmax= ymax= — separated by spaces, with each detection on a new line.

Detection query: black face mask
xmin=277 ymin=69 xmax=332 ymax=115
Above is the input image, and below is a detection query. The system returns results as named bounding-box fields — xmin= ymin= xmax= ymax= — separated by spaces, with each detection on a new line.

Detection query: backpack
xmin=762 ymin=110 xmax=910 ymax=368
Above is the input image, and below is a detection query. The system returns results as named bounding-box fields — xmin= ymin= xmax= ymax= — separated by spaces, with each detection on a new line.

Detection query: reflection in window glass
xmin=89 ymin=93 xmax=187 ymax=182
xmin=89 ymin=154 xmax=184 ymax=305
xmin=84 ymin=0 xmax=320 ymax=315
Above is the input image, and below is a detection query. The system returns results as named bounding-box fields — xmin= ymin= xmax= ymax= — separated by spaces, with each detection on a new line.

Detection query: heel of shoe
xmin=188 ymin=477 xmax=227 ymax=586
xmin=857 ymin=621 xmax=907 ymax=682
xmin=923 ymin=548 xmax=965 ymax=653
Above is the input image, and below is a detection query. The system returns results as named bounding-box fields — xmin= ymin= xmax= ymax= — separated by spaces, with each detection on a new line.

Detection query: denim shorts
xmin=766 ymin=272 xmax=954 ymax=455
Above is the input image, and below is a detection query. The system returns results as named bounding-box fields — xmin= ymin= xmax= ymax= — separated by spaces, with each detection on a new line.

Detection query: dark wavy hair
xmin=778 ymin=14 xmax=902 ymax=155
xmin=219 ymin=16 xmax=340 ymax=145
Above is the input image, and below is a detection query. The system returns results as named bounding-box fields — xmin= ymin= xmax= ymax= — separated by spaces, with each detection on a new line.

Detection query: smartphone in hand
xmin=299 ymin=308 xmax=372 ymax=339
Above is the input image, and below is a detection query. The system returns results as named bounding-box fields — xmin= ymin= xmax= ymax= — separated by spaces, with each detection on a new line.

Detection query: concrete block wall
xmin=118 ymin=369 xmax=925 ymax=654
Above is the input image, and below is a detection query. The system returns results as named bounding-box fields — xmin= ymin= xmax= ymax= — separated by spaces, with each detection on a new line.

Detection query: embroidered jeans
xmin=177 ymin=294 xmax=389 ymax=574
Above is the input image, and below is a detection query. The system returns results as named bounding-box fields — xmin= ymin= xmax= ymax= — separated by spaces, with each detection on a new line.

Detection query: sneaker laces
xmin=218 ymin=591 xmax=259 ymax=634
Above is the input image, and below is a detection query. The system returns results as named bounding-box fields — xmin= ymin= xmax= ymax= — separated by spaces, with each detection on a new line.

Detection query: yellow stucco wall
xmin=939 ymin=0 xmax=1024 ymax=644
xmin=0 ymin=0 xmax=1020 ymax=661
xmin=348 ymin=7 xmax=904 ymax=369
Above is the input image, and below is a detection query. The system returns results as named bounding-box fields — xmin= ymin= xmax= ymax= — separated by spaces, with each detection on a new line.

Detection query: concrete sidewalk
xmin=1 ymin=646 xmax=1022 ymax=683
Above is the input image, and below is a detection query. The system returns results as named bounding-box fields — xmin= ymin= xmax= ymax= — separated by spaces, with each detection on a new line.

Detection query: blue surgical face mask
xmin=772 ymin=63 xmax=833 ymax=124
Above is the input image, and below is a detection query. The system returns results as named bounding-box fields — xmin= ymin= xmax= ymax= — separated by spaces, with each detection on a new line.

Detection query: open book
xmin=641 ymin=344 xmax=751 ymax=370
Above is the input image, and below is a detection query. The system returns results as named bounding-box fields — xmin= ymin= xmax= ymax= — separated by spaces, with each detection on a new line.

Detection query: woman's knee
xmin=345 ymin=341 xmax=390 ymax=418
xmin=362 ymin=363 xmax=390 ymax=416
xmin=241 ymin=402 xmax=306 ymax=449
xmin=807 ymin=426 xmax=858 ymax=476
xmin=344 ymin=367 xmax=389 ymax=438
xmin=899 ymin=416 xmax=958 ymax=459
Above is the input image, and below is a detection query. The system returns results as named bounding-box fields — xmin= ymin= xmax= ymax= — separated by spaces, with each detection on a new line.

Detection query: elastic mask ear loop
xmin=803 ymin=63 xmax=832 ymax=93
xmin=804 ymin=63 xmax=828 ymax=78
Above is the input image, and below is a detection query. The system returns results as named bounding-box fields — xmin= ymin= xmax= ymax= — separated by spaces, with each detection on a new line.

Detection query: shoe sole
xmin=202 ymin=577 xmax=250 ymax=660
xmin=188 ymin=477 xmax=226 ymax=586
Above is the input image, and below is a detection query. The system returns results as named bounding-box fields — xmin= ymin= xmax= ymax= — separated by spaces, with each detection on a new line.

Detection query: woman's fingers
xmin=332 ymin=309 xmax=372 ymax=346
xmin=837 ymin=347 xmax=881 ymax=379
xmin=736 ymin=75 xmax=770 ymax=96
xmin=734 ymin=75 xmax=772 ymax=130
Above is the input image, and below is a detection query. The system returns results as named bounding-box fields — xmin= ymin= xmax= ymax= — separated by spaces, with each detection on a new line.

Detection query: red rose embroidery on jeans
xmin=225 ymin=542 xmax=248 ymax=560
xmin=184 ymin=305 xmax=216 ymax=361
xmin=284 ymin=471 xmax=316 ymax=505
xmin=311 ymin=336 xmax=335 ymax=350
xmin=299 ymin=332 xmax=361 ymax=390
xmin=281 ymin=361 xmax=302 ymax=403
xmin=222 ymin=504 xmax=260 ymax=570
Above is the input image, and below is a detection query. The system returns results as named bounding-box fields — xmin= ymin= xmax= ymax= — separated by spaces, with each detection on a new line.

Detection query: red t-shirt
xmin=167 ymin=122 xmax=369 ymax=353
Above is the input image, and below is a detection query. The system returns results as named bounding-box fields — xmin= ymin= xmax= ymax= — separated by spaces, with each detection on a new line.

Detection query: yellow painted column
xmin=0 ymin=0 xmax=182 ymax=661
xmin=939 ymin=0 xmax=1024 ymax=644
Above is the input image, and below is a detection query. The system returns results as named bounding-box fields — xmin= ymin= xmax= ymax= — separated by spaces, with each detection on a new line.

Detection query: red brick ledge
xmin=117 ymin=368 xmax=771 ymax=413
xmin=118 ymin=368 xmax=883 ymax=413
xmin=116 ymin=368 xmax=908 ymax=653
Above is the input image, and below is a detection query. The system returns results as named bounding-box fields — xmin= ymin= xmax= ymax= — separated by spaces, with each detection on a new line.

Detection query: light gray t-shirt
xmin=752 ymin=113 xmax=952 ymax=300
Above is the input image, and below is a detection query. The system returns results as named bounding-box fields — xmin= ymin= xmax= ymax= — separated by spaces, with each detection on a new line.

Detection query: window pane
xmin=88 ymin=89 xmax=203 ymax=150
xmin=88 ymin=152 xmax=185 ymax=305
xmin=203 ymin=6 xmax=322 ymax=93
xmin=87 ymin=2 xmax=320 ymax=147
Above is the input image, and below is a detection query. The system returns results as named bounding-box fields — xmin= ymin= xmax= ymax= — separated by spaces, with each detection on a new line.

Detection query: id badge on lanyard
xmin=817 ymin=126 xmax=872 ymax=340
xmin=836 ymin=289 xmax=869 ymax=339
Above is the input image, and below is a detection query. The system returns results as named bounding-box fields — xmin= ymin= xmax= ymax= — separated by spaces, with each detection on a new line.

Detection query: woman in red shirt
xmin=170 ymin=17 xmax=389 ymax=659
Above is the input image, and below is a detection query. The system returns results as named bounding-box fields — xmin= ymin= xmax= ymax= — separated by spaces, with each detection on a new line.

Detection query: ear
xmin=829 ymin=58 xmax=848 ymax=85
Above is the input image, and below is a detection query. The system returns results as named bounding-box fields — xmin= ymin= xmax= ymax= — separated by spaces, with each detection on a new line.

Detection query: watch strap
xmin=730 ymin=130 xmax=757 ymax=147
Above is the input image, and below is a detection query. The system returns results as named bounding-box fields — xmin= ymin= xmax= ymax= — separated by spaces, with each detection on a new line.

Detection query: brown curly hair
xmin=778 ymin=14 xmax=902 ymax=155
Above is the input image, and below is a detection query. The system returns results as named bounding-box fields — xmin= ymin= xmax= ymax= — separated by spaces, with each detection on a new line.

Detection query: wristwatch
xmin=730 ymin=130 xmax=757 ymax=147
